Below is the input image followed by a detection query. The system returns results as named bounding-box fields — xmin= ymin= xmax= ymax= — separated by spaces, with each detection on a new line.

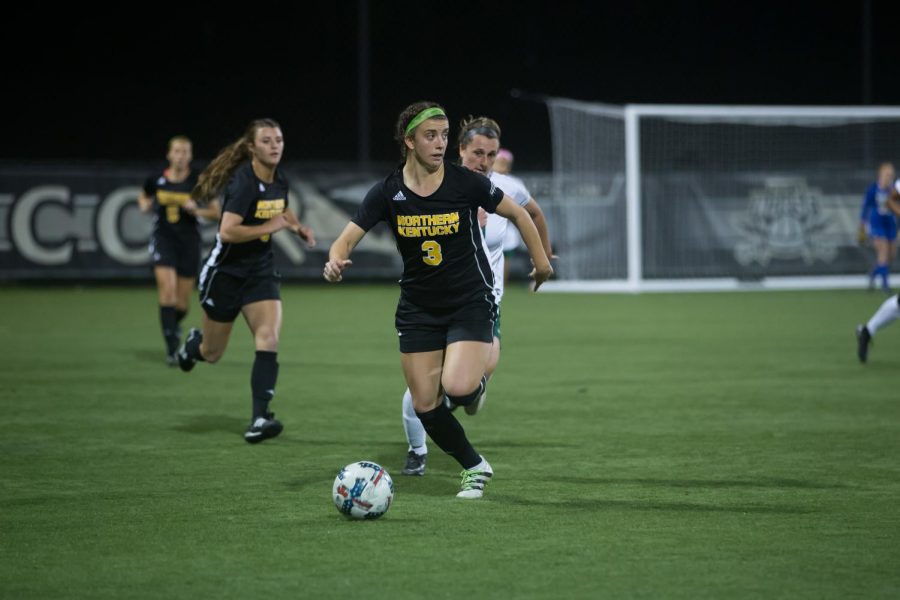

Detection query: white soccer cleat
xmin=456 ymin=458 xmax=493 ymax=499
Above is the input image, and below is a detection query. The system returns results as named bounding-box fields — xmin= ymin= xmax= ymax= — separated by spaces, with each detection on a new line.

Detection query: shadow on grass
xmin=540 ymin=475 xmax=858 ymax=491
xmin=501 ymin=496 xmax=815 ymax=514
xmin=284 ymin=468 xmax=345 ymax=492
xmin=478 ymin=439 xmax=578 ymax=450
xmin=134 ymin=349 xmax=169 ymax=365
xmin=174 ymin=415 xmax=246 ymax=435
xmin=283 ymin=448 xmax=458 ymax=499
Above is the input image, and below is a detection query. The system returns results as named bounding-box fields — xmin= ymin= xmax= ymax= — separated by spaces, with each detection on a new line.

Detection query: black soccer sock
xmin=175 ymin=309 xmax=187 ymax=324
xmin=159 ymin=306 xmax=178 ymax=355
xmin=445 ymin=375 xmax=487 ymax=407
xmin=415 ymin=403 xmax=481 ymax=469
xmin=251 ymin=351 xmax=279 ymax=420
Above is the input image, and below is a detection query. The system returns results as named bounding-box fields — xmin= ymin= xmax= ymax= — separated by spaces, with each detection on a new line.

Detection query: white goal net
xmin=543 ymin=97 xmax=900 ymax=292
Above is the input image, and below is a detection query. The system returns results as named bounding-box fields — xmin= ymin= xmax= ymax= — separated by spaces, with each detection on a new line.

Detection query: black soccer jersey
xmin=143 ymin=170 xmax=200 ymax=238
xmin=203 ymin=161 xmax=289 ymax=277
xmin=353 ymin=161 xmax=503 ymax=308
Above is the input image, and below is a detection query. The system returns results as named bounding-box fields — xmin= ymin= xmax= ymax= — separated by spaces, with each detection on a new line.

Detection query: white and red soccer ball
xmin=332 ymin=461 xmax=394 ymax=520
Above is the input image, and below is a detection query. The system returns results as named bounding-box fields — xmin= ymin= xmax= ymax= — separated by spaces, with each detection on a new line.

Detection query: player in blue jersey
xmin=324 ymin=101 xmax=553 ymax=498
xmin=857 ymin=179 xmax=900 ymax=362
xmin=177 ymin=119 xmax=316 ymax=443
xmin=138 ymin=136 xmax=221 ymax=365
xmin=399 ymin=117 xmax=554 ymax=477
xmin=858 ymin=162 xmax=897 ymax=293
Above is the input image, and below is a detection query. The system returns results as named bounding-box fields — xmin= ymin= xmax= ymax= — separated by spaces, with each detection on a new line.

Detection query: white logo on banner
xmin=733 ymin=178 xmax=837 ymax=266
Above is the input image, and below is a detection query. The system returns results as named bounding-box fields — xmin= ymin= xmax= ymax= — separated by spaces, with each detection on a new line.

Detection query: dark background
xmin=7 ymin=1 xmax=900 ymax=170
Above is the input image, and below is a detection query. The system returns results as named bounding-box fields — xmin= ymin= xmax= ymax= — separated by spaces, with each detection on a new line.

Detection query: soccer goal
xmin=541 ymin=97 xmax=900 ymax=292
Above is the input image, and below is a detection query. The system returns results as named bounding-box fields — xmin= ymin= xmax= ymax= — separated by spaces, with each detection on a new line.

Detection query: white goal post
xmin=539 ymin=98 xmax=900 ymax=293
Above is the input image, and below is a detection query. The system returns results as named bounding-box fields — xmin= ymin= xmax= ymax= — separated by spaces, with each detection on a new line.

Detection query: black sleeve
xmin=222 ymin=171 xmax=256 ymax=219
xmin=466 ymin=170 xmax=504 ymax=213
xmin=276 ymin=170 xmax=290 ymax=210
xmin=351 ymin=182 xmax=388 ymax=231
xmin=142 ymin=176 xmax=157 ymax=196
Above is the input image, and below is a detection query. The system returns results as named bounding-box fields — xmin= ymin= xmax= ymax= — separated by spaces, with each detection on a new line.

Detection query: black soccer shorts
xmin=395 ymin=294 xmax=497 ymax=353
xmin=149 ymin=233 xmax=201 ymax=278
xmin=198 ymin=269 xmax=281 ymax=323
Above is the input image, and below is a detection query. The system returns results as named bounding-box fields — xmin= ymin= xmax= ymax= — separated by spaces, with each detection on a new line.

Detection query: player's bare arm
xmin=523 ymin=197 xmax=556 ymax=259
xmin=218 ymin=210 xmax=287 ymax=244
xmin=888 ymin=187 xmax=900 ymax=217
xmin=324 ymin=222 xmax=365 ymax=282
xmin=283 ymin=208 xmax=316 ymax=247
xmin=189 ymin=198 xmax=221 ymax=220
xmin=138 ymin=191 xmax=153 ymax=213
xmin=495 ymin=195 xmax=553 ymax=289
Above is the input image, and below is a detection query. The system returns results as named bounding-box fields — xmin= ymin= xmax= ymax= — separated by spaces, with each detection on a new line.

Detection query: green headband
xmin=405 ymin=107 xmax=447 ymax=136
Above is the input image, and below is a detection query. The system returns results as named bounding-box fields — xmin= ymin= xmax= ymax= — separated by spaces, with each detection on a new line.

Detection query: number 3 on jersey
xmin=421 ymin=240 xmax=443 ymax=266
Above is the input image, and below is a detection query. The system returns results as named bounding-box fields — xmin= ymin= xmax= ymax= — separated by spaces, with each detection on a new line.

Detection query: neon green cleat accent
xmin=456 ymin=458 xmax=493 ymax=499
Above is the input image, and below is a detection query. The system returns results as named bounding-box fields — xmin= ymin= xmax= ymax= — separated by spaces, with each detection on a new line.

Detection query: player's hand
xmin=857 ymin=224 xmax=867 ymax=246
xmin=323 ymin=259 xmax=352 ymax=283
xmin=293 ymin=223 xmax=316 ymax=248
xmin=183 ymin=199 xmax=198 ymax=215
xmin=269 ymin=214 xmax=290 ymax=234
xmin=529 ymin=262 xmax=554 ymax=291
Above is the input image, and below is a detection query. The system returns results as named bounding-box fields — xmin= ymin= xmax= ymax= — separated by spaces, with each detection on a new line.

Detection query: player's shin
xmin=415 ymin=403 xmax=480 ymax=469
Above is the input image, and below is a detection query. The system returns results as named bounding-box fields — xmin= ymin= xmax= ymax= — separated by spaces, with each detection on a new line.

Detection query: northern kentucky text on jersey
xmin=396 ymin=212 xmax=460 ymax=237
xmin=254 ymin=199 xmax=285 ymax=219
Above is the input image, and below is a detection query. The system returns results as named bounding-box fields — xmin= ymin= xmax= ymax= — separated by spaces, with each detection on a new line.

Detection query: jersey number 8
xmin=421 ymin=240 xmax=443 ymax=266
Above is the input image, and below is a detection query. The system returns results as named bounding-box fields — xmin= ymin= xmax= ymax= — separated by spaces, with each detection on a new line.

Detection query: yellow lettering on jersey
xmin=156 ymin=190 xmax=191 ymax=206
xmin=157 ymin=190 xmax=191 ymax=223
xmin=255 ymin=198 xmax=285 ymax=219
xmin=421 ymin=240 xmax=443 ymax=266
xmin=396 ymin=212 xmax=460 ymax=237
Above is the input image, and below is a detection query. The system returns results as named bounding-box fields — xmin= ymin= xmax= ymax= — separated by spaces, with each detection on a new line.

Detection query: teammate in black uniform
xmin=138 ymin=135 xmax=221 ymax=365
xmin=176 ymin=119 xmax=316 ymax=443
xmin=324 ymin=101 xmax=553 ymax=498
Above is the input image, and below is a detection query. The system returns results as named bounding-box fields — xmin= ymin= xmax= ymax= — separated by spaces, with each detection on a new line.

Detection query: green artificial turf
xmin=1 ymin=284 xmax=898 ymax=599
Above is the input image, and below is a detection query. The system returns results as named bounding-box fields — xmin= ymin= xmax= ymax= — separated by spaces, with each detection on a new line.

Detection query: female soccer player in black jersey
xmin=324 ymin=101 xmax=553 ymax=498
xmin=177 ymin=119 xmax=316 ymax=444
xmin=138 ymin=135 xmax=221 ymax=365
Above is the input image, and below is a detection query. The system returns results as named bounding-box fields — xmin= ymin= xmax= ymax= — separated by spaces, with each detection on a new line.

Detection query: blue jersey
xmin=860 ymin=181 xmax=897 ymax=240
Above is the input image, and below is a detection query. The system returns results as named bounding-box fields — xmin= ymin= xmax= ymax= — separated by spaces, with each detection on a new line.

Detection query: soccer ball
xmin=332 ymin=461 xmax=394 ymax=520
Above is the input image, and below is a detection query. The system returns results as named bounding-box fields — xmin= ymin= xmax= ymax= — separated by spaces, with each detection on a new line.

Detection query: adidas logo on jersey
xmin=259 ymin=183 xmax=266 ymax=192
xmin=393 ymin=191 xmax=407 ymax=202
xmin=204 ymin=298 xmax=215 ymax=307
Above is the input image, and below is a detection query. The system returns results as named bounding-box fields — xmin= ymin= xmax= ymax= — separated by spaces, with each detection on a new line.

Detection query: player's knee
xmin=411 ymin=392 xmax=440 ymax=413
xmin=443 ymin=375 xmax=486 ymax=406
xmin=202 ymin=345 xmax=224 ymax=364
xmin=254 ymin=327 xmax=279 ymax=352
